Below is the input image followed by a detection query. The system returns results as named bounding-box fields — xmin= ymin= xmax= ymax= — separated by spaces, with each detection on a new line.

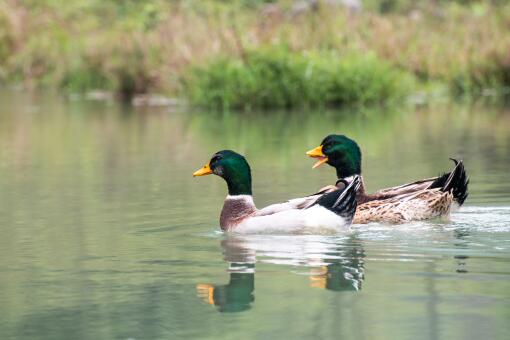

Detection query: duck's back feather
xmin=256 ymin=184 xmax=337 ymax=215
xmin=353 ymin=189 xmax=453 ymax=223
xmin=370 ymin=158 xmax=468 ymax=206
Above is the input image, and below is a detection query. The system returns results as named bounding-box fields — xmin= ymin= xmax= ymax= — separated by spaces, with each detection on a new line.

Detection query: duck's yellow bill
xmin=193 ymin=163 xmax=213 ymax=176
xmin=306 ymin=145 xmax=328 ymax=169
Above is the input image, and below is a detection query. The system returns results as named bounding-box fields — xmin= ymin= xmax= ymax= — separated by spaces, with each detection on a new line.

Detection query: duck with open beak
xmin=306 ymin=145 xmax=329 ymax=169
xmin=305 ymin=134 xmax=469 ymax=224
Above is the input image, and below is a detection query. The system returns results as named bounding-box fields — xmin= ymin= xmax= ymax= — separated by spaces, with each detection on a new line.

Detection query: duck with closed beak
xmin=193 ymin=150 xmax=360 ymax=233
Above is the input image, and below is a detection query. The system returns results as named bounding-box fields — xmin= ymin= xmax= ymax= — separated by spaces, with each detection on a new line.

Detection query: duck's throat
xmin=335 ymin=167 xmax=360 ymax=180
xmin=333 ymin=152 xmax=361 ymax=179
xmin=220 ymin=195 xmax=257 ymax=230
xmin=226 ymin=178 xmax=252 ymax=196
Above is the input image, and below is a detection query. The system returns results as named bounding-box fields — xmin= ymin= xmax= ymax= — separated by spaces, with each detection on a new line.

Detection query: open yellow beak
xmin=193 ymin=162 xmax=213 ymax=177
xmin=306 ymin=145 xmax=329 ymax=169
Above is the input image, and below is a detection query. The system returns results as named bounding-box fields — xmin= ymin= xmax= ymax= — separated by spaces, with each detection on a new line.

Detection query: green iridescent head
xmin=307 ymin=134 xmax=362 ymax=178
xmin=193 ymin=150 xmax=252 ymax=196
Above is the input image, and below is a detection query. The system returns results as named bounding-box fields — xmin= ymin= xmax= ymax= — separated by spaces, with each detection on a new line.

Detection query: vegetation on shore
xmin=185 ymin=49 xmax=411 ymax=109
xmin=0 ymin=0 xmax=509 ymax=108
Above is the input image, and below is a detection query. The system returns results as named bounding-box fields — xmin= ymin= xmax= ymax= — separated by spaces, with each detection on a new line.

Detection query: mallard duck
xmin=193 ymin=150 xmax=360 ymax=232
xmin=305 ymin=135 xmax=469 ymax=224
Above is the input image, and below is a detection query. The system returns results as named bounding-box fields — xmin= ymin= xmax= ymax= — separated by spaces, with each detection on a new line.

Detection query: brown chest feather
xmin=219 ymin=198 xmax=257 ymax=230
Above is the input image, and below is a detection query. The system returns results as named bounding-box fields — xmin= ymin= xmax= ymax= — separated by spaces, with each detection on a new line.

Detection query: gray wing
xmin=372 ymin=177 xmax=438 ymax=198
xmin=256 ymin=185 xmax=338 ymax=216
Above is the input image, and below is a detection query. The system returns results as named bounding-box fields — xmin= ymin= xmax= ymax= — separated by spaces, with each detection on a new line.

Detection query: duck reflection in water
xmin=196 ymin=238 xmax=255 ymax=313
xmin=309 ymin=241 xmax=365 ymax=291
xmin=453 ymin=227 xmax=470 ymax=274
xmin=196 ymin=234 xmax=365 ymax=312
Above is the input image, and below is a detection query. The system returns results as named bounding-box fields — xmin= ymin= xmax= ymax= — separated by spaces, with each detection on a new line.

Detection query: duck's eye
xmin=210 ymin=155 xmax=222 ymax=164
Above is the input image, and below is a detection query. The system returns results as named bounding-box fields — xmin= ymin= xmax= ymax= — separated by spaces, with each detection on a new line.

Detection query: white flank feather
xmin=234 ymin=205 xmax=350 ymax=234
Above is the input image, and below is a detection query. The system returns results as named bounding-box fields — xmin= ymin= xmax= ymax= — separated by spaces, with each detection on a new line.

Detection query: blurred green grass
xmin=0 ymin=0 xmax=509 ymax=107
xmin=185 ymin=48 xmax=412 ymax=109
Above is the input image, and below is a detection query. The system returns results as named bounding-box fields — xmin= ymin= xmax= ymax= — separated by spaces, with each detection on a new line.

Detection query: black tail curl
xmin=429 ymin=158 xmax=469 ymax=206
xmin=315 ymin=176 xmax=361 ymax=221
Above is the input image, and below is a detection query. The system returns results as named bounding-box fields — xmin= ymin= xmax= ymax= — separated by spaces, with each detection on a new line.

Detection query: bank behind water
xmin=1 ymin=1 xmax=509 ymax=107
xmin=184 ymin=49 xmax=413 ymax=110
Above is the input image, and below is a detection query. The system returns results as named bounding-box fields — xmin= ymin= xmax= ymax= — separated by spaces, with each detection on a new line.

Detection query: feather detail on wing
xmin=256 ymin=185 xmax=338 ymax=216
xmin=369 ymin=177 xmax=438 ymax=200
xmin=353 ymin=188 xmax=453 ymax=224
xmin=371 ymin=159 xmax=468 ymax=206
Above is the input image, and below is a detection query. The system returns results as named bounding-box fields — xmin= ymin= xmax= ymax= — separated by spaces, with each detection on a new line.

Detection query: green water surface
xmin=0 ymin=91 xmax=509 ymax=339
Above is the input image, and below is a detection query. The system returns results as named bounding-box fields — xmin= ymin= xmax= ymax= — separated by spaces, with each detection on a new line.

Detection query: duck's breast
xmin=220 ymin=195 xmax=257 ymax=230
